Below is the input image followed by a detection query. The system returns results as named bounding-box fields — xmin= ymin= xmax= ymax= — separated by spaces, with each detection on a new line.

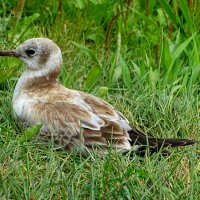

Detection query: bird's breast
xmin=12 ymin=93 xmax=35 ymax=120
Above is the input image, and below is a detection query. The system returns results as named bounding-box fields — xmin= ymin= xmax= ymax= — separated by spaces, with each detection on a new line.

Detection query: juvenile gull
xmin=0 ymin=38 xmax=197 ymax=155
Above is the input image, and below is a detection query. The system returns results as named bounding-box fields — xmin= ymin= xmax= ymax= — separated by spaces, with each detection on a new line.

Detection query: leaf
xmin=179 ymin=0 xmax=193 ymax=31
xmin=149 ymin=68 xmax=159 ymax=89
xmin=72 ymin=42 xmax=102 ymax=69
xmin=197 ymin=162 xmax=200 ymax=172
xmin=120 ymin=54 xmax=132 ymax=89
xmin=157 ymin=8 xmax=167 ymax=26
xmin=98 ymin=86 xmax=108 ymax=97
xmin=159 ymin=0 xmax=178 ymax=27
xmin=22 ymin=13 xmax=40 ymax=25
xmin=18 ymin=124 xmax=42 ymax=144
xmin=108 ymin=54 xmax=117 ymax=87
xmin=171 ymin=34 xmax=194 ymax=62
xmin=192 ymin=37 xmax=200 ymax=67
xmin=191 ymin=64 xmax=200 ymax=84
xmin=163 ymin=36 xmax=171 ymax=71
xmin=76 ymin=0 xmax=85 ymax=9
xmin=171 ymin=85 xmax=182 ymax=94
xmin=167 ymin=34 xmax=195 ymax=76
xmin=182 ymin=67 xmax=189 ymax=87
xmin=85 ymin=66 xmax=101 ymax=90
xmin=112 ymin=65 xmax=122 ymax=84
xmin=131 ymin=61 xmax=141 ymax=78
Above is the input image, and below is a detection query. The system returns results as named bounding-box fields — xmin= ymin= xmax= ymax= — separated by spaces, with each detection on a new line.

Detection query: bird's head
xmin=0 ymin=38 xmax=63 ymax=77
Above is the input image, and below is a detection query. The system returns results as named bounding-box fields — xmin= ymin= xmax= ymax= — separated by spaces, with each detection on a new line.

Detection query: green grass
xmin=0 ymin=0 xmax=199 ymax=199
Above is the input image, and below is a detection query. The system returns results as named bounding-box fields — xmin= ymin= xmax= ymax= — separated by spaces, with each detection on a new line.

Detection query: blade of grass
xmin=119 ymin=53 xmax=132 ymax=90
xmin=158 ymin=0 xmax=178 ymax=27
xmin=85 ymin=66 xmax=101 ymax=90
xmin=166 ymin=33 xmax=195 ymax=79
xmin=179 ymin=0 xmax=193 ymax=32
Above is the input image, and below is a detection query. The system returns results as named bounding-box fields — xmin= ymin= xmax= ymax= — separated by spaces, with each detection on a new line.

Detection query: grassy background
xmin=0 ymin=0 xmax=199 ymax=199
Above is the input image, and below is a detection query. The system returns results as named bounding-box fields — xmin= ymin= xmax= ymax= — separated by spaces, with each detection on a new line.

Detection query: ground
xmin=0 ymin=1 xmax=199 ymax=199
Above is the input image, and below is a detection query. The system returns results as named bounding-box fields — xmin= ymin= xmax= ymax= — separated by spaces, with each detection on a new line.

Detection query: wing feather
xmin=23 ymin=86 xmax=131 ymax=150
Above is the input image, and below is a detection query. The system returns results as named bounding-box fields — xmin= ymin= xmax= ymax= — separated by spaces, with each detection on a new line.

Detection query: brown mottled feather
xmin=21 ymin=83 xmax=130 ymax=150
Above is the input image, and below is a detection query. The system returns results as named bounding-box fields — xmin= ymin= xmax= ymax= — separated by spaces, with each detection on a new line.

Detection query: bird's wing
xmin=23 ymin=86 xmax=131 ymax=149
xmin=24 ymin=98 xmax=105 ymax=136
xmin=79 ymin=92 xmax=131 ymax=130
xmin=78 ymin=91 xmax=132 ymax=149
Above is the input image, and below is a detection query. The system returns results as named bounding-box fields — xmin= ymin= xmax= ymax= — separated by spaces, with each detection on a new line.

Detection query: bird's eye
xmin=25 ymin=48 xmax=36 ymax=57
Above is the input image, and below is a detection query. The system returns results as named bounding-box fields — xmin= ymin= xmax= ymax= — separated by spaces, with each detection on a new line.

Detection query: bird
xmin=0 ymin=38 xmax=197 ymax=156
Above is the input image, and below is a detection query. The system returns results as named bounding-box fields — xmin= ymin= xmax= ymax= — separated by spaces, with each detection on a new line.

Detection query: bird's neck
xmin=13 ymin=65 xmax=60 ymax=100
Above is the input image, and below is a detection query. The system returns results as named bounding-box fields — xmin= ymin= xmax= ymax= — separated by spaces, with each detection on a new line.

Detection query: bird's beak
xmin=0 ymin=50 xmax=20 ymax=57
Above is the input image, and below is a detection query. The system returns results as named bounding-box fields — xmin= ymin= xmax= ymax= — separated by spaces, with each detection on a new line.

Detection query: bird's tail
xmin=128 ymin=127 xmax=196 ymax=156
